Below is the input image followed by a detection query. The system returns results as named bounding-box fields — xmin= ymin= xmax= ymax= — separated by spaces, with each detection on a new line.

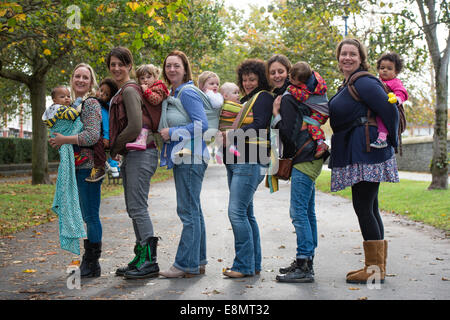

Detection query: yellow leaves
xmin=43 ymin=49 xmax=51 ymax=56
xmin=127 ymin=2 xmax=140 ymax=12
xmin=118 ymin=32 xmax=128 ymax=37
xmin=0 ymin=9 xmax=7 ymax=17
xmin=61 ymin=70 xmax=65 ymax=74
xmin=146 ymin=8 xmax=155 ymax=18
xmin=154 ymin=17 xmax=163 ymax=26
xmin=23 ymin=269 xmax=37 ymax=273
xmin=42 ymin=39 xmax=47 ymax=44
xmin=15 ymin=13 xmax=26 ymax=21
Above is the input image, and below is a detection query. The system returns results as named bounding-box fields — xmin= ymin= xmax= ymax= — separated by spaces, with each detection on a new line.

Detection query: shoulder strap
xmin=177 ymin=84 xmax=213 ymax=110
xmin=231 ymin=90 xmax=269 ymax=130
xmin=347 ymin=71 xmax=390 ymax=101
xmin=291 ymin=138 xmax=312 ymax=160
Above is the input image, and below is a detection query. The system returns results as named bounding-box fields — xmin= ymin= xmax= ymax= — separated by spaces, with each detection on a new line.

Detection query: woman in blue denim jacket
xmin=158 ymin=50 xmax=210 ymax=278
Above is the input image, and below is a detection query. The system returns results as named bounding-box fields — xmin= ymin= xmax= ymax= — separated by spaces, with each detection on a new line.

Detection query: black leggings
xmin=351 ymin=181 xmax=384 ymax=240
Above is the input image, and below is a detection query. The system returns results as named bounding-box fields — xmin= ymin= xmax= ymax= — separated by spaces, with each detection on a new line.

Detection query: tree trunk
xmin=428 ymin=64 xmax=448 ymax=190
xmin=29 ymin=76 xmax=51 ymax=185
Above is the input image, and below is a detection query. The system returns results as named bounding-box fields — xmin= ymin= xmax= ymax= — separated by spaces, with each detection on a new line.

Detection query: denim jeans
xmin=121 ymin=148 xmax=159 ymax=246
xmin=290 ymin=168 xmax=318 ymax=259
xmin=76 ymin=169 xmax=103 ymax=243
xmin=226 ymin=163 xmax=265 ymax=275
xmin=172 ymin=160 xmax=208 ymax=274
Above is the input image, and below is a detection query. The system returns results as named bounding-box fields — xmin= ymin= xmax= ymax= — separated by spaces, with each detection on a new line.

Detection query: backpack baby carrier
xmin=346 ymin=71 xmax=407 ymax=155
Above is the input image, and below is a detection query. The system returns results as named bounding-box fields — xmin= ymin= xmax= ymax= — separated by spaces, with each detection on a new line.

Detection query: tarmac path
xmin=0 ymin=164 xmax=448 ymax=301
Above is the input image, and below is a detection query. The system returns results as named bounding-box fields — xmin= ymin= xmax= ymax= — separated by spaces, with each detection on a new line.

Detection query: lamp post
xmin=343 ymin=15 xmax=348 ymax=36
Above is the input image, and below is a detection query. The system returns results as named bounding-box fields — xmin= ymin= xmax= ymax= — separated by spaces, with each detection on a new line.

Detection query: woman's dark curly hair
xmin=236 ymin=58 xmax=270 ymax=95
xmin=376 ymin=52 xmax=404 ymax=74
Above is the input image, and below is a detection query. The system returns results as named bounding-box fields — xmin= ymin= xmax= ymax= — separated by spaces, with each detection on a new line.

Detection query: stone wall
xmin=395 ymin=134 xmax=450 ymax=172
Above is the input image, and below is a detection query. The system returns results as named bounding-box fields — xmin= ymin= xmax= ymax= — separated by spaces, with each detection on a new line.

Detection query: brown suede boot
xmin=346 ymin=240 xmax=385 ymax=284
xmin=346 ymin=240 xmax=387 ymax=277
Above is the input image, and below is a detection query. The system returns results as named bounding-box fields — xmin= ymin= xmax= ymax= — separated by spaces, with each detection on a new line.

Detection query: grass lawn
xmin=0 ymin=166 xmax=173 ymax=236
xmin=316 ymin=170 xmax=450 ymax=233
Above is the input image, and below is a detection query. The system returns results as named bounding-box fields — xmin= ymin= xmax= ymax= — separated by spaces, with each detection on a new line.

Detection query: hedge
xmin=0 ymin=137 xmax=60 ymax=164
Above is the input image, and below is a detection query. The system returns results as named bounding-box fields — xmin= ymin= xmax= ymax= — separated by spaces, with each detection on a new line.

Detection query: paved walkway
xmin=0 ymin=164 xmax=448 ymax=301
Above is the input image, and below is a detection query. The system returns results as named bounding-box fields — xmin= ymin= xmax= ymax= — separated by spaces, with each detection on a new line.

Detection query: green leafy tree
xmin=0 ymin=0 xmax=188 ymax=184
xmin=364 ymin=0 xmax=449 ymax=189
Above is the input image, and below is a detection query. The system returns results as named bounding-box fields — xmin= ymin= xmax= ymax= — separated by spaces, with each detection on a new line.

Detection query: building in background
xmin=1 ymin=103 xmax=32 ymax=139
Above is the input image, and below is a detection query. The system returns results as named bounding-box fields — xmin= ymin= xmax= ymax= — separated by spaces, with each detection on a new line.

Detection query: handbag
xmin=274 ymin=138 xmax=312 ymax=180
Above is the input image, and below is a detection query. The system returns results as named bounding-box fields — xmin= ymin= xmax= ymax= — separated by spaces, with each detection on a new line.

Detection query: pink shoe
xmin=126 ymin=127 xmax=149 ymax=151
xmin=229 ymin=145 xmax=240 ymax=157
xmin=215 ymin=150 xmax=223 ymax=164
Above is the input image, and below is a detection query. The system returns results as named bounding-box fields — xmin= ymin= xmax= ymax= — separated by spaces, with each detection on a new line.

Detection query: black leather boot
xmin=276 ymin=258 xmax=314 ymax=283
xmin=279 ymin=260 xmax=297 ymax=274
xmin=116 ymin=242 xmax=142 ymax=276
xmin=279 ymin=256 xmax=314 ymax=275
xmin=80 ymin=239 xmax=102 ymax=278
xmin=124 ymin=237 xmax=159 ymax=279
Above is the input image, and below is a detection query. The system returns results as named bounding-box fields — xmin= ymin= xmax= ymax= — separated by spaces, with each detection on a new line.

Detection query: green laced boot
xmin=124 ymin=237 xmax=160 ymax=279
xmin=115 ymin=243 xmax=143 ymax=276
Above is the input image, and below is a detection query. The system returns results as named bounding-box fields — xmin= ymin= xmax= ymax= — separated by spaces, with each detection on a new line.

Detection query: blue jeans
xmin=226 ymin=163 xmax=265 ymax=275
xmin=290 ymin=168 xmax=318 ymax=258
xmin=76 ymin=169 xmax=103 ymax=243
xmin=172 ymin=161 xmax=208 ymax=274
xmin=121 ymin=148 xmax=158 ymax=246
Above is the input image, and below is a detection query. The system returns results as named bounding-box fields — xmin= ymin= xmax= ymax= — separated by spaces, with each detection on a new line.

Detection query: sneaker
xmin=85 ymin=167 xmax=106 ymax=182
xmin=370 ymin=138 xmax=388 ymax=149
xmin=314 ymin=142 xmax=329 ymax=158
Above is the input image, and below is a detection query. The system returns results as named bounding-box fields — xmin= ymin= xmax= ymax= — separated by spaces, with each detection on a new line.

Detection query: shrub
xmin=0 ymin=137 xmax=59 ymax=164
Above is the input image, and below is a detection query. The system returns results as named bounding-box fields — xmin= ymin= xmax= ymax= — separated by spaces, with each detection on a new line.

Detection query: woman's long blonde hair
xmin=70 ymin=63 xmax=98 ymax=101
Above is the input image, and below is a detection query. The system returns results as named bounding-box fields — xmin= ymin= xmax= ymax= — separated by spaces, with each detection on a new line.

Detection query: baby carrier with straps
xmin=158 ymin=83 xmax=221 ymax=137
xmin=346 ymin=71 xmax=407 ymax=155
xmin=109 ymin=82 xmax=162 ymax=151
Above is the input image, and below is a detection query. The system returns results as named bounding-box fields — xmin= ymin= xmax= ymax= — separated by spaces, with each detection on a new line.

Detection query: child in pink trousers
xmin=371 ymin=52 xmax=409 ymax=148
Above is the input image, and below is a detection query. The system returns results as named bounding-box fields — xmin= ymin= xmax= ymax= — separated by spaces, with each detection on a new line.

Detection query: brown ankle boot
xmin=346 ymin=239 xmax=387 ymax=278
xmin=346 ymin=240 xmax=385 ymax=284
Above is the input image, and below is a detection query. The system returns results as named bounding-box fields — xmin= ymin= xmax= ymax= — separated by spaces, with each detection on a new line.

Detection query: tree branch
xmin=0 ymin=62 xmax=31 ymax=86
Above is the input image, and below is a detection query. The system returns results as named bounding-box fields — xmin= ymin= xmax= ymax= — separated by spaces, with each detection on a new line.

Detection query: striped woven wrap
xmin=218 ymin=100 xmax=252 ymax=131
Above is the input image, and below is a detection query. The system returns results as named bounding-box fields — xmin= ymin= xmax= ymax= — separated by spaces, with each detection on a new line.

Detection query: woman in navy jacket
xmin=328 ymin=38 xmax=399 ymax=285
